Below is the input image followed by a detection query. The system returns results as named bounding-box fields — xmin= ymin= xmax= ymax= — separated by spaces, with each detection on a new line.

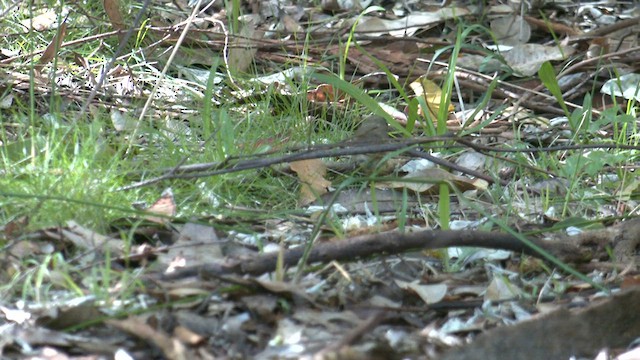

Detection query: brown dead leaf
xmin=107 ymin=317 xmax=192 ymax=360
xmin=3 ymin=215 xmax=29 ymax=239
xmin=48 ymin=221 xmax=124 ymax=265
xmin=251 ymin=278 xmax=317 ymax=304
xmin=490 ymin=14 xmax=531 ymax=46
xmin=503 ymin=43 xmax=575 ymax=77
xmin=621 ymin=275 xmax=640 ymax=289
xmin=280 ymin=13 xmax=304 ymax=35
xmin=103 ymin=0 xmax=125 ymax=31
xmin=36 ymin=20 xmax=67 ymax=71
xmin=6 ymin=240 xmax=43 ymax=261
xmin=142 ymin=188 xmax=177 ymax=224
xmin=173 ymin=326 xmax=205 ymax=345
xmin=228 ymin=21 xmax=263 ymax=74
xmin=159 ymin=222 xmax=223 ymax=274
xmin=291 ymin=159 xmax=331 ymax=205
xmin=307 ymin=84 xmax=341 ymax=103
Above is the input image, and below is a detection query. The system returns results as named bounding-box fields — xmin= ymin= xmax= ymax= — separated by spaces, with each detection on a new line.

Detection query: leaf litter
xmin=1 ymin=0 xmax=640 ymax=359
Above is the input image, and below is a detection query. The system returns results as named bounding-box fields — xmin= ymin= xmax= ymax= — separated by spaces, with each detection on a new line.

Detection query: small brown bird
xmin=348 ymin=115 xmax=395 ymax=174
xmin=350 ymin=115 xmax=392 ymax=144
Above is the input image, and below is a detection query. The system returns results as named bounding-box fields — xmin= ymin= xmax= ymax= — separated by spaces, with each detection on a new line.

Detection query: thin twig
xmin=118 ymin=133 xmax=640 ymax=190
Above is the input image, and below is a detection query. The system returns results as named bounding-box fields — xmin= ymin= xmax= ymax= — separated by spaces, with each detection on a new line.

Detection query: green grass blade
xmin=538 ymin=61 xmax=570 ymax=118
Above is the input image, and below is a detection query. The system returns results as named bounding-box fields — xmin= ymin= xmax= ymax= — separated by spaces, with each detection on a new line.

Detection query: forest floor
xmin=1 ymin=0 xmax=640 ymax=359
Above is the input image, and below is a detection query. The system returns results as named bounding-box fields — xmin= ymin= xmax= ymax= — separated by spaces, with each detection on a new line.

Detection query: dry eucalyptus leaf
xmin=159 ymin=222 xmax=222 ymax=273
xmin=484 ymin=276 xmax=522 ymax=301
xmin=291 ymin=159 xmax=331 ymax=205
xmin=601 ymin=73 xmax=640 ymax=101
xmin=409 ymin=76 xmax=455 ymax=120
xmin=379 ymin=168 xmax=488 ymax=194
xmin=503 ymin=43 xmax=575 ymax=77
xmin=142 ymin=188 xmax=177 ymax=224
xmin=36 ymin=20 xmax=67 ymax=69
xmin=104 ymin=0 xmax=125 ymax=31
xmin=355 ymin=8 xmax=469 ymax=37
xmin=491 ymin=14 xmax=531 ymax=46
xmin=395 ymin=280 xmax=448 ymax=305
xmin=456 ymin=54 xmax=506 ymax=73
xmin=228 ymin=22 xmax=263 ymax=74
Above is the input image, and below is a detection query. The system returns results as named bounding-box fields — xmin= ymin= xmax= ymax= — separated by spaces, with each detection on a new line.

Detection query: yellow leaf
xmin=409 ymin=76 xmax=454 ymax=120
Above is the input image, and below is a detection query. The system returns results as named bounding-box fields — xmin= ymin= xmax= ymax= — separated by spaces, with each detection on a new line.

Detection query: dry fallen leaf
xmin=20 ymin=10 xmax=58 ymax=31
xmin=228 ymin=21 xmax=263 ymax=74
xmin=291 ymin=159 xmax=331 ymax=205
xmin=490 ymin=14 xmax=531 ymax=46
xmin=143 ymin=188 xmax=177 ymax=224
xmin=2 ymin=215 xmax=29 ymax=239
xmin=307 ymin=84 xmax=340 ymax=103
xmin=159 ymin=222 xmax=223 ymax=274
xmin=379 ymin=168 xmax=488 ymax=194
xmin=107 ymin=317 xmax=193 ymax=360
xmin=354 ymin=8 xmax=469 ymax=37
xmin=395 ymin=280 xmax=448 ymax=304
xmin=409 ymin=76 xmax=455 ymax=120
xmin=36 ymin=19 xmax=67 ymax=71
xmin=103 ymin=0 xmax=125 ymax=31
xmin=502 ymin=43 xmax=575 ymax=77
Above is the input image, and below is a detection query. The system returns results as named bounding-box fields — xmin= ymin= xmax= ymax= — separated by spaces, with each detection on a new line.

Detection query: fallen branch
xmin=160 ymin=218 xmax=640 ymax=280
xmin=441 ymin=286 xmax=640 ymax=360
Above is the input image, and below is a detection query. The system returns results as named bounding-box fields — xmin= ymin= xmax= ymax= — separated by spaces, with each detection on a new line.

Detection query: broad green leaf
xmin=538 ymin=61 xmax=570 ymax=118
